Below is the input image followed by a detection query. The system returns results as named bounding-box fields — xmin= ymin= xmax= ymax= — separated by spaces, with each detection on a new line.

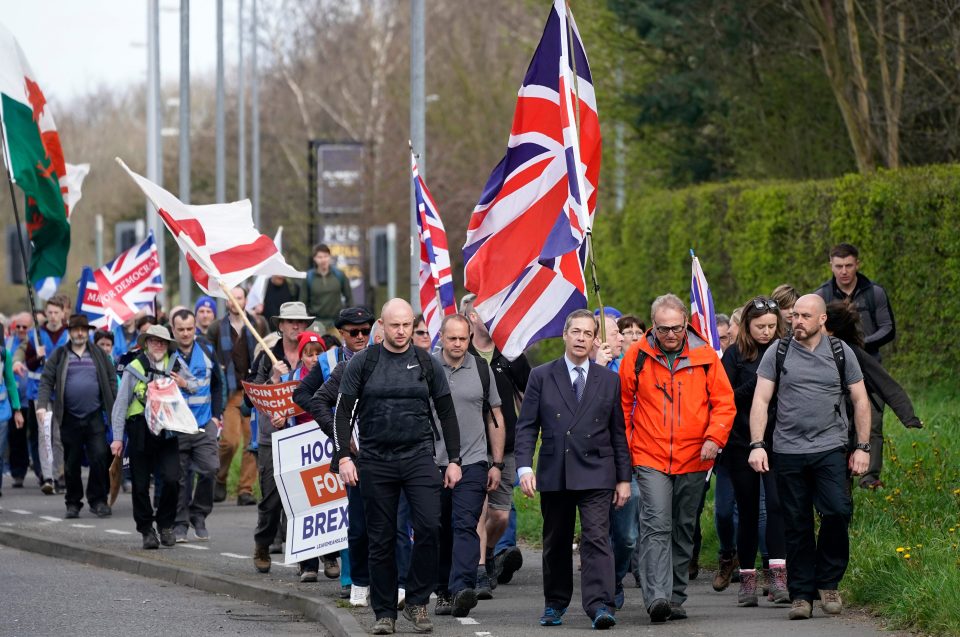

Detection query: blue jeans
xmin=610 ymin=477 xmax=640 ymax=586
xmin=713 ymin=463 xmax=738 ymax=557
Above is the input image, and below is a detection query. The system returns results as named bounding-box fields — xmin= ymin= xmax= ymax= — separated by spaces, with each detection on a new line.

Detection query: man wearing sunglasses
xmin=619 ymin=293 xmax=736 ymax=623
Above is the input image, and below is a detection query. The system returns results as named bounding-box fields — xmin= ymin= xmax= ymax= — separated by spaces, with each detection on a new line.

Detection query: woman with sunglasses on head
xmin=719 ymin=296 xmax=789 ymax=607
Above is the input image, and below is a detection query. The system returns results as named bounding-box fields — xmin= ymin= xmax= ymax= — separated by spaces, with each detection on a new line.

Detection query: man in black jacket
xmin=814 ymin=242 xmax=896 ymax=488
xmin=334 ymin=299 xmax=461 ymax=635
xmin=36 ymin=315 xmax=118 ymax=519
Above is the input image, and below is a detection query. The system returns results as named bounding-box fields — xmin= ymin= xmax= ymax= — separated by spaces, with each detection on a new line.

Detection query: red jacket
xmin=619 ymin=328 xmax=735 ymax=474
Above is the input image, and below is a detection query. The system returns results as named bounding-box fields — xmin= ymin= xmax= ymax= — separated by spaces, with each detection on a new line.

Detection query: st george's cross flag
xmin=0 ymin=23 xmax=85 ymax=297
xmin=690 ymin=250 xmax=722 ymax=357
xmin=75 ymin=231 xmax=163 ymax=329
xmin=462 ymin=0 xmax=601 ymax=360
xmin=412 ymin=148 xmax=456 ymax=349
xmin=116 ymin=158 xmax=304 ymax=298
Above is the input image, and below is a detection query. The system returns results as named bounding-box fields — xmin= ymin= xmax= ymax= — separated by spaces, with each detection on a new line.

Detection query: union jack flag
xmin=462 ymin=0 xmax=601 ymax=360
xmin=75 ymin=231 xmax=162 ymax=329
xmin=690 ymin=250 xmax=722 ymax=357
xmin=412 ymin=148 xmax=456 ymax=348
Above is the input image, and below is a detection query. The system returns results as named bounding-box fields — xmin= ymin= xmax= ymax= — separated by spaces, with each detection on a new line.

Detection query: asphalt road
xmin=0 ymin=473 xmax=901 ymax=637
xmin=0 ymin=545 xmax=326 ymax=636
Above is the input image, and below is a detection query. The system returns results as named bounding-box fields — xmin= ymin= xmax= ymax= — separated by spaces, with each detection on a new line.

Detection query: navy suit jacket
xmin=514 ymin=358 xmax=631 ymax=492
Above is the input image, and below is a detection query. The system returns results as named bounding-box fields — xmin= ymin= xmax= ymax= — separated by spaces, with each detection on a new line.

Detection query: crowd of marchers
xmin=0 ymin=241 xmax=922 ymax=634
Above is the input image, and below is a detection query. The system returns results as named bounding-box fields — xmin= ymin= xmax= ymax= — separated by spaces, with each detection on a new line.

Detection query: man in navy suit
xmin=515 ymin=309 xmax=632 ymax=630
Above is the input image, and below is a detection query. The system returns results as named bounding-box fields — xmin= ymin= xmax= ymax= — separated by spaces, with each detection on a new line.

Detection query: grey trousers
xmin=634 ymin=467 xmax=707 ymax=609
xmin=175 ymin=423 xmax=220 ymax=528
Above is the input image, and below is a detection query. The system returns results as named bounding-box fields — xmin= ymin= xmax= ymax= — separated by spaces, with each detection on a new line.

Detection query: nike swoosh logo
xmin=407 ymin=363 xmax=420 ymax=369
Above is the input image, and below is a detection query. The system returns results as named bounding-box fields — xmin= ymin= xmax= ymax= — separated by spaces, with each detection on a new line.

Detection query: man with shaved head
xmin=334 ymin=298 xmax=462 ymax=635
xmin=747 ymin=294 xmax=871 ymax=621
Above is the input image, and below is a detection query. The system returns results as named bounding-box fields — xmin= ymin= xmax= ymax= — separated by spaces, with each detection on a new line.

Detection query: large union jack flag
xmin=690 ymin=250 xmax=722 ymax=357
xmin=462 ymin=0 xmax=601 ymax=360
xmin=75 ymin=230 xmax=162 ymax=329
xmin=412 ymin=148 xmax=456 ymax=349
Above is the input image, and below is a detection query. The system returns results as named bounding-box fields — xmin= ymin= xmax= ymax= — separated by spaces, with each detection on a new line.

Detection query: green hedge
xmin=592 ymin=164 xmax=960 ymax=382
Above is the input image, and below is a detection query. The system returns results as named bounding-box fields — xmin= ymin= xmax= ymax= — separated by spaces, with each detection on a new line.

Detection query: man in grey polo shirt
xmin=433 ymin=314 xmax=506 ymax=619
xmin=748 ymin=294 xmax=871 ymax=621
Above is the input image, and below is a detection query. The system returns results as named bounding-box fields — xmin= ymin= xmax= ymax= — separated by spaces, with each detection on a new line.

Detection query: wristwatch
xmin=855 ymin=442 xmax=872 ymax=452
xmin=749 ymin=441 xmax=766 ymax=450
xmin=490 ymin=460 xmax=505 ymax=471
xmin=449 ymin=456 xmax=463 ymax=466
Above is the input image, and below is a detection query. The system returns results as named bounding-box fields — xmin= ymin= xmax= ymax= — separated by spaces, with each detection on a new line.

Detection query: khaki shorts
xmin=486 ymin=452 xmax=517 ymax=511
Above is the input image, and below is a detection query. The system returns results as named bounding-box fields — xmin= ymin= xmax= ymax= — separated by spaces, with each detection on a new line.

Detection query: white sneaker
xmin=397 ymin=587 xmax=406 ymax=610
xmin=350 ymin=585 xmax=369 ymax=607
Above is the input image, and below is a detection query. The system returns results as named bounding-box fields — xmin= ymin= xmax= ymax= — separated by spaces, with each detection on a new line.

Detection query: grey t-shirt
xmin=433 ymin=354 xmax=501 ymax=467
xmin=757 ymin=336 xmax=863 ymax=455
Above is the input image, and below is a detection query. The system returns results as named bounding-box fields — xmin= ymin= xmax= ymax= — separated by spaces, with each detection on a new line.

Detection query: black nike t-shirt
xmin=339 ymin=345 xmax=450 ymax=461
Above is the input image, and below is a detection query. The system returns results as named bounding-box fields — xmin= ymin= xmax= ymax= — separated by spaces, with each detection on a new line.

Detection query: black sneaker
xmin=159 ymin=528 xmax=176 ymax=547
xmin=476 ymin=570 xmax=493 ymax=600
xmin=142 ymin=529 xmax=160 ymax=550
xmin=12 ymin=477 xmax=24 ymax=488
xmin=92 ymin=502 xmax=112 ymax=518
xmin=649 ymin=598 xmax=671 ymax=623
xmin=53 ymin=480 xmax=65 ymax=494
xmin=494 ymin=546 xmax=523 ymax=584
xmin=236 ymin=493 xmax=257 ymax=506
xmin=64 ymin=504 xmax=80 ymax=519
xmin=451 ymin=588 xmax=478 ymax=618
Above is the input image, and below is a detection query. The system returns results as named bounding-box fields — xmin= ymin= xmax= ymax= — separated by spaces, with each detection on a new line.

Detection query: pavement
xmin=0 ymin=476 xmax=900 ymax=637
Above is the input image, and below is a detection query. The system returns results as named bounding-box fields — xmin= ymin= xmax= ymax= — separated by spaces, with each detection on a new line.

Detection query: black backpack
xmin=774 ymin=336 xmax=849 ymax=422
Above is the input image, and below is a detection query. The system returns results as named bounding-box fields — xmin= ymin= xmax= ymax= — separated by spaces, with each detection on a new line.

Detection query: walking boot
xmin=737 ymin=569 xmax=758 ymax=607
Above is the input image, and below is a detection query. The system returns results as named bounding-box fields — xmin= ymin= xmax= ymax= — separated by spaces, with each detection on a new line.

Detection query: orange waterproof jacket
xmin=619 ymin=328 xmax=735 ymax=474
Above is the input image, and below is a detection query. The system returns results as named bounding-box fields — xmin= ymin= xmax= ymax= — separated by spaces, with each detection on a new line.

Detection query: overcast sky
xmin=0 ymin=0 xmax=243 ymax=106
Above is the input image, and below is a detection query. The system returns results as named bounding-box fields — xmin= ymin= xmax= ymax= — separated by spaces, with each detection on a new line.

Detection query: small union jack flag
xmin=412 ymin=148 xmax=456 ymax=348
xmin=690 ymin=250 xmax=722 ymax=357
xmin=462 ymin=0 xmax=601 ymax=360
xmin=75 ymin=231 xmax=162 ymax=329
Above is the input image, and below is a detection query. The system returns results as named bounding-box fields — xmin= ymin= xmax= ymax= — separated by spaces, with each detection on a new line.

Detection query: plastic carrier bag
xmin=145 ymin=377 xmax=199 ymax=436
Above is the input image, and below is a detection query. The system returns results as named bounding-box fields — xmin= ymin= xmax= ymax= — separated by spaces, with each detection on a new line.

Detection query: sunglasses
xmin=343 ymin=327 xmax=371 ymax=338
xmin=414 ymin=330 xmax=429 ymax=337
xmin=655 ymin=324 xmax=685 ymax=335
xmin=14 ymin=325 xmax=28 ymax=330
xmin=752 ymin=298 xmax=779 ymax=312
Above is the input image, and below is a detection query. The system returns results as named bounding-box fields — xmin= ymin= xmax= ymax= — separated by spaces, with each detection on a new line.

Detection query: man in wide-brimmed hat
xmin=37 ymin=314 xmax=118 ymax=520
xmin=111 ymin=324 xmax=196 ymax=549
xmin=248 ymin=302 xmax=315 ymax=575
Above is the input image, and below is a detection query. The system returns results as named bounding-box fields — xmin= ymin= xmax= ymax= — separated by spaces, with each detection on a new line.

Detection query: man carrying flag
xmin=412 ymin=147 xmax=456 ymax=349
xmin=462 ymin=0 xmax=602 ymax=362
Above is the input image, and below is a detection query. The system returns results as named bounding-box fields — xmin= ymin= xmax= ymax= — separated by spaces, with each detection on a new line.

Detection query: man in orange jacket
xmin=619 ymin=293 xmax=736 ymax=623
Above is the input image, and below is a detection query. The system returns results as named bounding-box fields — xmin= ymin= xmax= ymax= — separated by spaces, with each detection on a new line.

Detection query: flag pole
xmin=564 ymin=0 xmax=606 ymax=343
xmin=217 ymin=279 xmax=280 ymax=368
xmin=0 ymin=116 xmax=43 ymax=345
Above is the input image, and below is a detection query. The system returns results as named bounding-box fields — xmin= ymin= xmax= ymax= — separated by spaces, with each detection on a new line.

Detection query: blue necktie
xmin=573 ymin=366 xmax=585 ymax=402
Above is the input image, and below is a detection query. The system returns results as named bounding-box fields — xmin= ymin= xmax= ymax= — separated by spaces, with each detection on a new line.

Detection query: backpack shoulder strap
xmin=828 ymin=336 xmax=848 ymax=395
xmin=774 ymin=336 xmax=792 ymax=386
xmin=863 ymin=283 xmax=879 ymax=328
xmin=414 ymin=346 xmax=435 ymax=386
xmin=472 ymin=353 xmax=494 ymax=427
xmin=305 ymin=269 xmax=315 ymax=307
xmin=633 ymin=350 xmax=648 ymax=387
xmin=356 ymin=344 xmax=381 ymax=401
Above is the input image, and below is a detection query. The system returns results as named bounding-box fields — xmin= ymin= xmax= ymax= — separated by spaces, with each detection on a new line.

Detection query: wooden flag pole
xmin=0 ymin=116 xmax=43 ymax=349
xmin=564 ymin=0 xmax=607 ymax=343
xmin=217 ymin=279 xmax=281 ymax=368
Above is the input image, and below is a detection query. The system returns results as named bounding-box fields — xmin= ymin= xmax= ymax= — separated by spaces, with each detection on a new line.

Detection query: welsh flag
xmin=0 ymin=24 xmax=73 ymax=291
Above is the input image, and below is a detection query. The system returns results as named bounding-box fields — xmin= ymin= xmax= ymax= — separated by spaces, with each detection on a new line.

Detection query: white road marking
xmin=179 ymin=544 xmax=209 ymax=550
xmin=105 ymin=529 xmax=132 ymax=535
xmin=457 ymin=618 xmax=480 ymax=625
xmin=9 ymin=509 xmax=32 ymax=515
xmin=71 ymin=524 xmax=96 ymax=528
xmin=476 ymin=632 xmax=492 ymax=636
xmin=220 ymin=552 xmax=250 ymax=559
xmin=39 ymin=516 xmax=62 ymax=522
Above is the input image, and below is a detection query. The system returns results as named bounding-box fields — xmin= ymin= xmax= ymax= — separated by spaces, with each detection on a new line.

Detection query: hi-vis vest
xmin=124 ymin=354 xmax=175 ymax=419
xmin=177 ymin=343 xmax=213 ymax=426
xmin=26 ymin=328 xmax=69 ymax=401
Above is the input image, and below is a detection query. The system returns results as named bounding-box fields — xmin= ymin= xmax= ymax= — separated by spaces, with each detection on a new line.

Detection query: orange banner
xmin=241 ymin=380 xmax=305 ymax=419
